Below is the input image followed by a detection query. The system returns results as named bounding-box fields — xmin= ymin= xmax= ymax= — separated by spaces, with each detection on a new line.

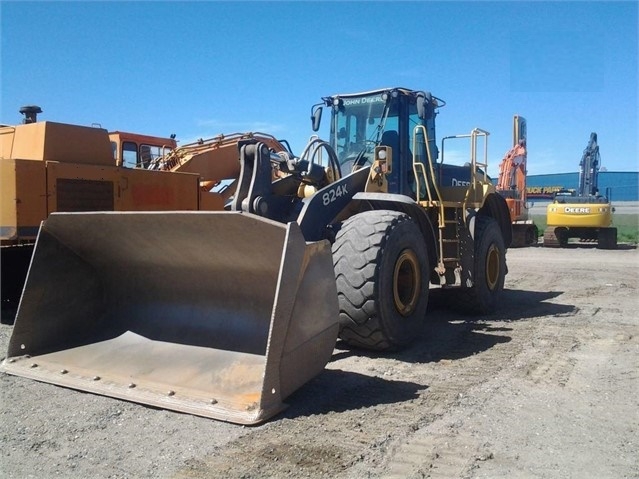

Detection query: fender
xmin=343 ymin=191 xmax=439 ymax=273
xmin=297 ymin=166 xmax=370 ymax=241
xmin=480 ymin=193 xmax=513 ymax=248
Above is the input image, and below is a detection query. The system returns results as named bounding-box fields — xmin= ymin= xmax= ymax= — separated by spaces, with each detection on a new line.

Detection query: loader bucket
xmin=1 ymin=211 xmax=339 ymax=424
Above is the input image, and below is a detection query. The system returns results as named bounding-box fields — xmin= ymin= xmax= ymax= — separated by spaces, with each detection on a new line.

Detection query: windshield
xmin=331 ymin=93 xmax=398 ymax=169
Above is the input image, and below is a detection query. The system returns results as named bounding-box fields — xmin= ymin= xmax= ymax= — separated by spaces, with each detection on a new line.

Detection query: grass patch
xmin=530 ymin=213 xmax=639 ymax=244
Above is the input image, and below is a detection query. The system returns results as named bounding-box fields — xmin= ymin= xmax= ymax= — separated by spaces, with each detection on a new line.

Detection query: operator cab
xmin=109 ymin=132 xmax=177 ymax=168
xmin=312 ymin=88 xmax=440 ymax=197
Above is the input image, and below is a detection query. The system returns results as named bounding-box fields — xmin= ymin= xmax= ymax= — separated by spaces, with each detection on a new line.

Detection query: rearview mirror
xmin=311 ymin=104 xmax=323 ymax=132
xmin=416 ymin=91 xmax=434 ymax=120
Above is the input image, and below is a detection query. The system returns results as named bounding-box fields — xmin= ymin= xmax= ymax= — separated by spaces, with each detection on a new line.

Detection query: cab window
xmin=122 ymin=141 xmax=138 ymax=168
xmin=120 ymin=142 xmax=172 ymax=168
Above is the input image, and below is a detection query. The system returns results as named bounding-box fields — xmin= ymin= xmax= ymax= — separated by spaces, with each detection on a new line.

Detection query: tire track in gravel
xmin=368 ymin=321 xmax=525 ymax=479
xmin=171 ymin=314 xmax=526 ymax=478
xmin=378 ymin=311 xmax=599 ymax=479
xmin=170 ymin=254 xmax=587 ymax=479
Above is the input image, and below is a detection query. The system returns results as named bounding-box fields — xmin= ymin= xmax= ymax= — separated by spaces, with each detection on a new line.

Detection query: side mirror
xmin=311 ymin=105 xmax=323 ymax=132
xmin=416 ymin=91 xmax=434 ymax=120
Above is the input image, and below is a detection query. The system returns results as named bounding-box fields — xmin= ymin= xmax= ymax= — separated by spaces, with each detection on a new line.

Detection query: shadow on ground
xmin=284 ymin=368 xmax=426 ymax=419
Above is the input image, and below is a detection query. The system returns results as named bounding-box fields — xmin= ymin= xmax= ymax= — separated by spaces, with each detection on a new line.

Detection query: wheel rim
xmin=485 ymin=244 xmax=500 ymax=291
xmin=393 ymin=250 xmax=420 ymax=316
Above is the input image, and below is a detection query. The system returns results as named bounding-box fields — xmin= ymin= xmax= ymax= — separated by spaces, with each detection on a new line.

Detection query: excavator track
xmin=543 ymin=226 xmax=564 ymax=247
xmin=511 ymin=223 xmax=538 ymax=248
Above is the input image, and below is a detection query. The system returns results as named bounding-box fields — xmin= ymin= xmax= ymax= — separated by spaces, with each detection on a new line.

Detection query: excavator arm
xmin=496 ymin=115 xmax=528 ymax=222
xmin=496 ymin=143 xmax=527 ymax=205
xmin=578 ymin=132 xmax=600 ymax=197
xmin=149 ymin=132 xmax=293 ymax=207
xmin=496 ymin=115 xmax=537 ymax=247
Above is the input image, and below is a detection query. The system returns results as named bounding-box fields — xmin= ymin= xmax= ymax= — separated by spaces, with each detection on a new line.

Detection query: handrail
xmin=412 ymin=124 xmax=447 ymax=275
xmin=471 ymin=128 xmax=490 ymax=185
xmin=412 ymin=125 xmax=491 ymax=279
xmin=412 ymin=125 xmax=444 ymax=223
xmin=440 ymin=128 xmax=490 ymax=206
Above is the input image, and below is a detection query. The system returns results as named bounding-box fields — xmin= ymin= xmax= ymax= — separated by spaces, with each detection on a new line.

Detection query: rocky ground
xmin=1 ymin=244 xmax=637 ymax=478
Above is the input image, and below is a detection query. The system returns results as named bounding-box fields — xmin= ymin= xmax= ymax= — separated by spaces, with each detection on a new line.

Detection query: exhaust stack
xmin=19 ymin=105 xmax=42 ymax=124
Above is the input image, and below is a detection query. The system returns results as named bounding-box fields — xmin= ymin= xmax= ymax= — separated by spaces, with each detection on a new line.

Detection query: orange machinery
xmin=1 ymin=107 xmax=293 ymax=311
xmin=1 ymin=108 xmax=198 ymax=310
xmin=496 ymin=115 xmax=538 ymax=247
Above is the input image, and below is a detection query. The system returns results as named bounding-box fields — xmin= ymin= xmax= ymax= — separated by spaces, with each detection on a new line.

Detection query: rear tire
xmin=332 ymin=210 xmax=429 ymax=351
xmin=457 ymin=215 xmax=506 ymax=315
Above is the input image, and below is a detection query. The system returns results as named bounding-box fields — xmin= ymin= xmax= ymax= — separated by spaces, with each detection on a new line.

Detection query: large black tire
xmin=456 ymin=215 xmax=506 ymax=315
xmin=332 ymin=210 xmax=430 ymax=351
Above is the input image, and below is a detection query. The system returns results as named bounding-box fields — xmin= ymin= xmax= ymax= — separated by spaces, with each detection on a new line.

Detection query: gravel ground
xmin=1 ymin=244 xmax=638 ymax=478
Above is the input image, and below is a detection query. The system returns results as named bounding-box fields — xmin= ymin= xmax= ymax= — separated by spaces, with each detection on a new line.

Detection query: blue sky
xmin=1 ymin=1 xmax=637 ymax=176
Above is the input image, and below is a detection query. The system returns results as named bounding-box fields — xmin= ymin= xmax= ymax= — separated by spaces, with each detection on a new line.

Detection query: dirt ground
xmin=1 ymin=244 xmax=637 ymax=478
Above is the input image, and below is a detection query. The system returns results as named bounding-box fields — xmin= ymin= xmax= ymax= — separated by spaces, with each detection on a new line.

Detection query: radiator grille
xmin=56 ymin=178 xmax=114 ymax=211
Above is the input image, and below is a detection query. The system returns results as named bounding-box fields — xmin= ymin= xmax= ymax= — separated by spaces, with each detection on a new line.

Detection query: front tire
xmin=332 ymin=211 xmax=429 ymax=351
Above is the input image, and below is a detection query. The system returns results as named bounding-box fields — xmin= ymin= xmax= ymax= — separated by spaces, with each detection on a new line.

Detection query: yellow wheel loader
xmin=2 ymin=88 xmax=512 ymax=424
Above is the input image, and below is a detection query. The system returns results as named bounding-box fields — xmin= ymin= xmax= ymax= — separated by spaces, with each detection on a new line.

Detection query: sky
xmin=1 ymin=1 xmax=637 ymax=177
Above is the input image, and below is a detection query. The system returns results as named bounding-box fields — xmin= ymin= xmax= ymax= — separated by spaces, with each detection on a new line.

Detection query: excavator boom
xmin=496 ymin=115 xmax=537 ymax=246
